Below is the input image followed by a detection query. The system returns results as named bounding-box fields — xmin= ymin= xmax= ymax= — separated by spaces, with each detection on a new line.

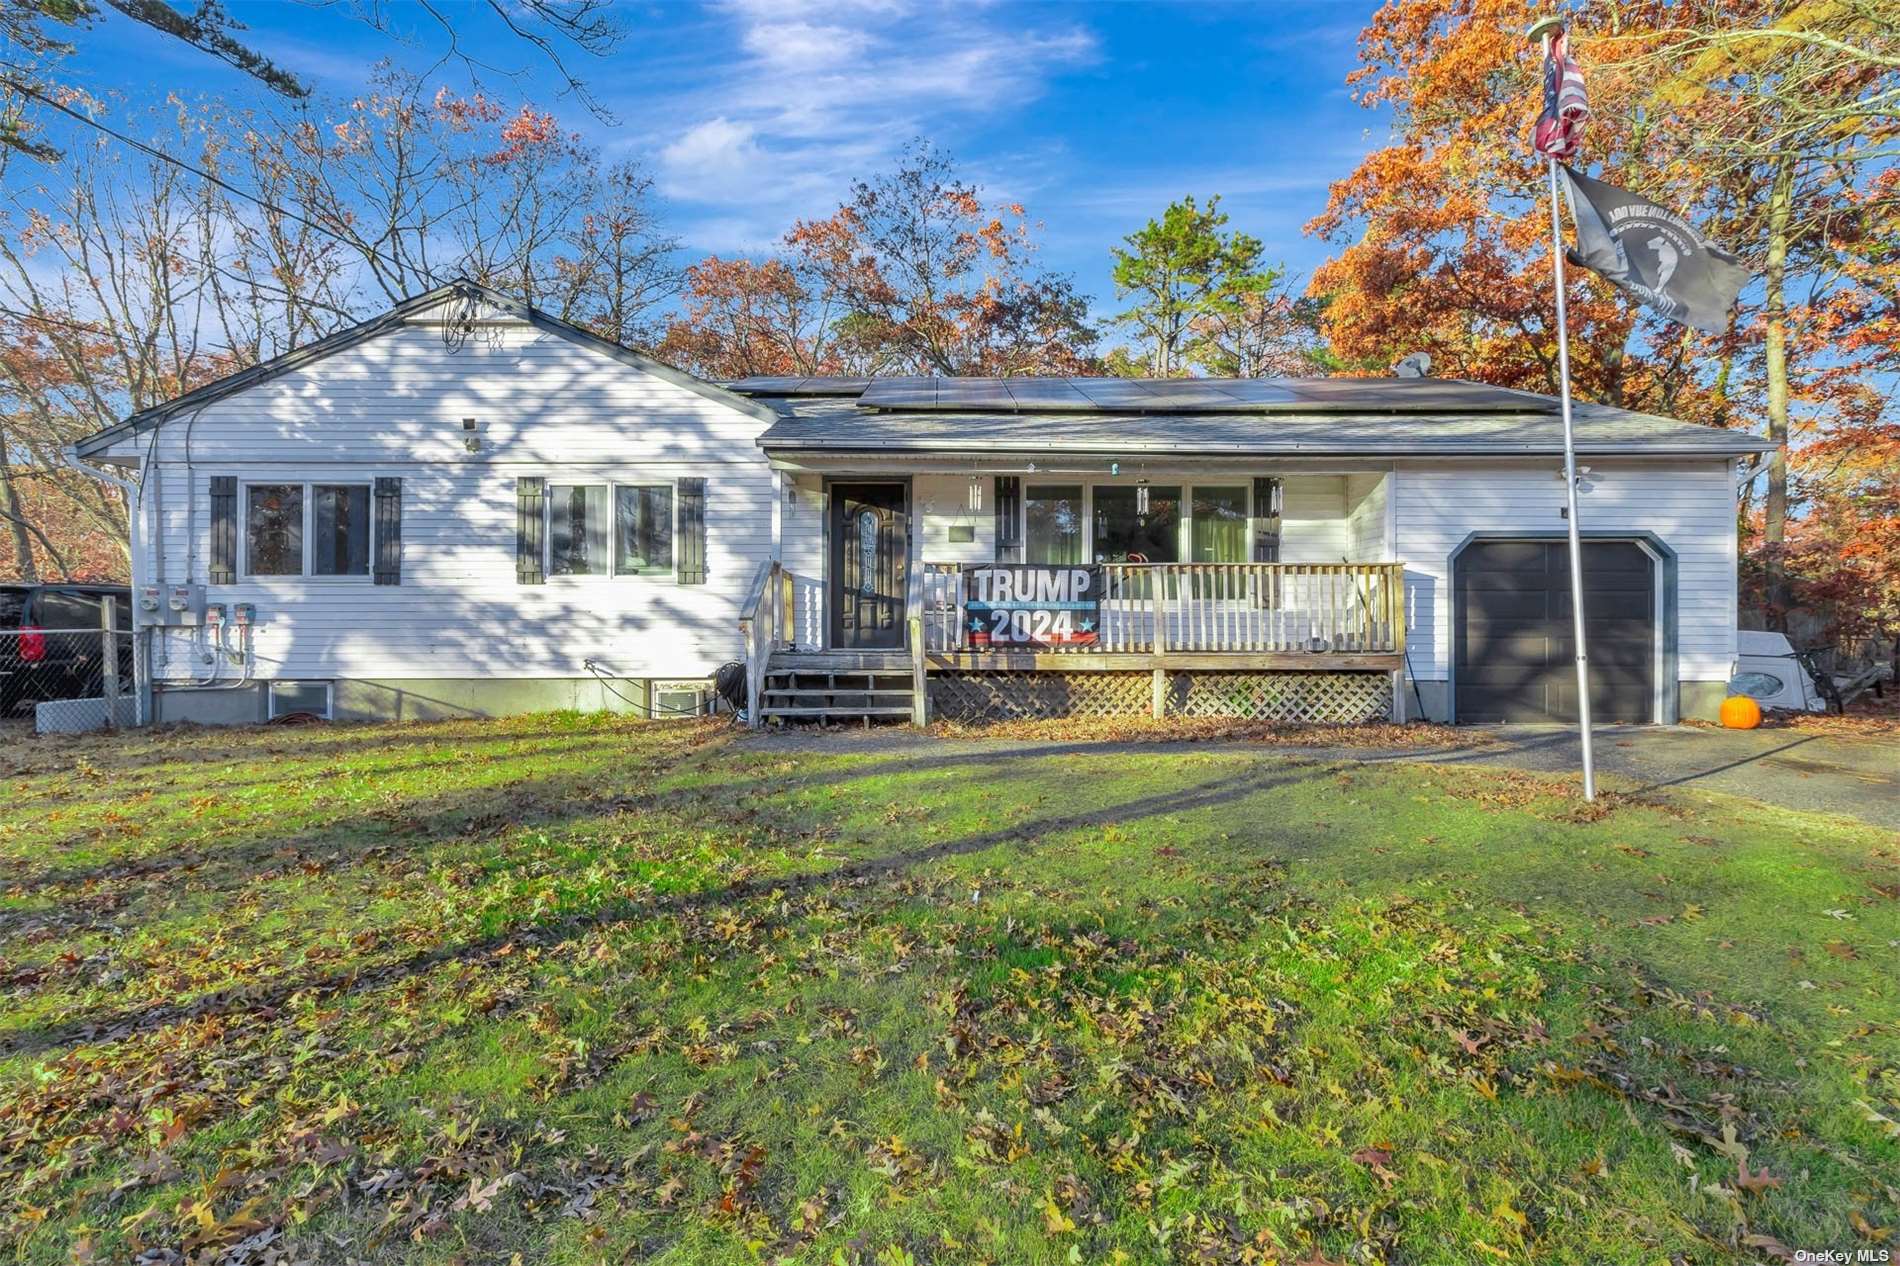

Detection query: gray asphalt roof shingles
xmin=747 ymin=392 xmax=1770 ymax=457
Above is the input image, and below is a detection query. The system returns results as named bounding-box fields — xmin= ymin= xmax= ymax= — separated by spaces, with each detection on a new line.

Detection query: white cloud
xmin=659 ymin=117 xmax=765 ymax=201
xmin=739 ymin=20 xmax=874 ymax=70
xmin=633 ymin=1 xmax=1099 ymax=255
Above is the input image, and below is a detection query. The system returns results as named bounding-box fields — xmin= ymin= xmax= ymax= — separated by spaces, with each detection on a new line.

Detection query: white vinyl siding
xmin=1393 ymin=459 xmax=1738 ymax=686
xmin=106 ymin=303 xmax=775 ymax=683
xmin=1279 ymin=474 xmax=1350 ymax=563
xmin=781 ymin=473 xmax=828 ymax=648
xmin=1345 ymin=472 xmax=1391 ymax=563
xmin=916 ymin=474 xmax=995 ymax=565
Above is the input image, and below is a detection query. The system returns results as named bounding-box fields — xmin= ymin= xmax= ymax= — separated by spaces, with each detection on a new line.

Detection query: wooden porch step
xmin=769 ymin=652 xmax=912 ymax=672
xmin=755 ymin=649 xmax=920 ymax=725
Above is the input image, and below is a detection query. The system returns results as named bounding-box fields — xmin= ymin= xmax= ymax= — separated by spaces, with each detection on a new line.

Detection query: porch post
xmin=909 ymin=616 xmax=927 ymax=728
xmin=1150 ymin=567 xmax=1168 ymax=719
xmin=905 ymin=517 xmax=927 ymax=726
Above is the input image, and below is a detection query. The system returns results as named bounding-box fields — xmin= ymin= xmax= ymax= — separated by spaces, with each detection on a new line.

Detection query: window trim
xmin=268 ymin=679 xmax=334 ymax=720
xmin=239 ymin=479 xmax=377 ymax=582
xmin=1019 ymin=480 xmax=1261 ymax=566
xmin=543 ymin=479 xmax=680 ymax=581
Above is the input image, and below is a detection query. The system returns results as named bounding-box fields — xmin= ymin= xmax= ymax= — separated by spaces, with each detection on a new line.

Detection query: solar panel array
xmin=850 ymin=376 xmax=1557 ymax=414
xmin=725 ymin=374 xmax=1561 ymax=414
xmin=726 ymin=376 xmax=873 ymax=396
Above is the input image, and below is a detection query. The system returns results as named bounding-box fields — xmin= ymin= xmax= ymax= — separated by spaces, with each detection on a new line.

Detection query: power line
xmin=0 ymin=302 xmax=250 ymax=355
xmin=0 ymin=303 xmax=117 ymax=337
xmin=3 ymin=79 xmax=441 ymax=291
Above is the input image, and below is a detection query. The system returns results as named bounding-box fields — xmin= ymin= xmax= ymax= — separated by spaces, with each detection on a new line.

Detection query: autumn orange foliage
xmin=1310 ymin=0 xmax=1898 ymax=646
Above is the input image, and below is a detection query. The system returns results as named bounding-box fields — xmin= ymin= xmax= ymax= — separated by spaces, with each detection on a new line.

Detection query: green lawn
xmin=1 ymin=715 xmax=1895 ymax=1264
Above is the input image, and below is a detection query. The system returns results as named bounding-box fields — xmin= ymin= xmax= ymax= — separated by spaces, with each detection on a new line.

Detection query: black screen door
xmin=829 ymin=483 xmax=909 ymax=649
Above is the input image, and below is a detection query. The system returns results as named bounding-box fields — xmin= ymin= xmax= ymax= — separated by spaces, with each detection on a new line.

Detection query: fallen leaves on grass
xmin=1350 ymin=1145 xmax=1399 ymax=1188
xmin=927 ymin=715 xmax=1483 ymax=748
xmin=1 ymin=714 xmax=1889 ymax=1263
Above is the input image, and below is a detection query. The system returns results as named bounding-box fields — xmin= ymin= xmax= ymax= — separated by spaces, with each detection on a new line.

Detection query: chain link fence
xmin=1 ymin=627 xmax=141 ymax=733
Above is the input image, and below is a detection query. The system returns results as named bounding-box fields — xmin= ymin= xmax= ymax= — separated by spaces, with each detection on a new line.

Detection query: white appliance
xmin=1729 ymin=631 xmax=1825 ymax=712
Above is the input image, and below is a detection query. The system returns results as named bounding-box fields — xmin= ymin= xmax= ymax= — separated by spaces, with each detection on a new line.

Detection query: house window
xmin=312 ymin=484 xmax=371 ymax=576
xmin=245 ymin=482 xmax=372 ymax=577
xmin=614 ymin=485 xmax=674 ymax=573
xmin=549 ymin=483 xmax=610 ymax=576
xmin=246 ymin=484 xmax=303 ymax=575
xmin=269 ymin=680 xmax=333 ymax=719
xmin=1191 ymin=485 xmax=1249 ymax=563
xmin=1093 ymin=485 xmax=1181 ymax=563
xmin=547 ymin=481 xmax=677 ymax=578
xmin=1025 ymin=484 xmax=1084 ymax=565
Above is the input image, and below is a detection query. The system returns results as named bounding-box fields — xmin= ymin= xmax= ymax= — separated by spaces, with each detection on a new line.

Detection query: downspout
xmin=59 ymin=445 xmax=138 ymax=499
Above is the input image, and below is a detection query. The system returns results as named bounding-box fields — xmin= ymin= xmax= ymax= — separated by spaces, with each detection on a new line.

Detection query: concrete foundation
xmin=1676 ymin=680 xmax=1727 ymax=723
xmin=154 ymin=684 xmax=270 ymax=726
xmin=153 ymin=676 xmax=705 ymax=725
xmin=1406 ymin=677 xmax=1728 ymax=725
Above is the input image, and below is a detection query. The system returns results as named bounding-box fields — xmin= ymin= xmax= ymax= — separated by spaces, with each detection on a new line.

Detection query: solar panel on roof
xmin=1001 ymin=380 xmax=1092 ymax=408
xmin=725 ymin=376 xmax=872 ymax=396
xmin=852 ymin=375 xmax=1558 ymax=414
xmin=943 ymin=378 xmax=1015 ymax=402
xmin=1278 ymin=378 xmax=1555 ymax=412
xmin=1069 ymin=380 xmax=1155 ymax=405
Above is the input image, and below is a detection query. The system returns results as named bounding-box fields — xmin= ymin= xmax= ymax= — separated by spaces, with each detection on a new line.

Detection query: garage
xmin=1455 ymin=539 xmax=1658 ymax=723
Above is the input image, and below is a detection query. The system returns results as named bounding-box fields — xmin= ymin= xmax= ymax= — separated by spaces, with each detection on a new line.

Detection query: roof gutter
xmin=758 ymin=441 xmax=1774 ymax=459
xmin=61 ymin=444 xmax=140 ymax=497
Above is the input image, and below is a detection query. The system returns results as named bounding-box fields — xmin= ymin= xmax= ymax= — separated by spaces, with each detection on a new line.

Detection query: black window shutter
xmin=677 ymin=477 xmax=706 ymax=584
xmin=373 ymin=477 xmax=403 ymax=585
xmin=516 ymin=476 xmax=545 ymax=584
xmin=208 ymin=476 xmax=237 ymax=584
xmin=994 ymin=476 xmax=1021 ymax=562
xmin=1252 ymin=476 xmax=1283 ymax=563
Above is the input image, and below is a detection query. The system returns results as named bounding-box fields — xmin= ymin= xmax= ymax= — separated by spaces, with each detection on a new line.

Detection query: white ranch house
xmin=73 ymin=281 xmax=1769 ymax=727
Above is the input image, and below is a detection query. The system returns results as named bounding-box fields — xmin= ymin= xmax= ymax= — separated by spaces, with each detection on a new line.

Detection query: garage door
xmin=1455 ymin=540 xmax=1656 ymax=723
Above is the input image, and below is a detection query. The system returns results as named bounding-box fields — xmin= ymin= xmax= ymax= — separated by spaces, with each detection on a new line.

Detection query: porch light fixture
xmin=462 ymin=417 xmax=481 ymax=453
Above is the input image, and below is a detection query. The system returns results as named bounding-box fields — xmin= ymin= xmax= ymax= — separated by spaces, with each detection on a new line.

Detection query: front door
xmin=829 ymin=482 xmax=909 ymax=649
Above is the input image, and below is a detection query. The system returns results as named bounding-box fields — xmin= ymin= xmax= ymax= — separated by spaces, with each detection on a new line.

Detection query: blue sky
xmin=54 ymin=0 xmax=1388 ymax=321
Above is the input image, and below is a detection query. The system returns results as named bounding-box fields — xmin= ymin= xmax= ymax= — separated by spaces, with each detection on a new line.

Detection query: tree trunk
xmin=1761 ymin=151 xmax=1795 ymax=627
xmin=0 ymin=425 xmax=38 ymax=583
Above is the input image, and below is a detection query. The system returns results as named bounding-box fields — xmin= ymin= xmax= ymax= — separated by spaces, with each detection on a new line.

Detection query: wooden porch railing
xmin=923 ymin=562 xmax=1406 ymax=657
xmin=738 ymin=560 xmax=800 ymax=727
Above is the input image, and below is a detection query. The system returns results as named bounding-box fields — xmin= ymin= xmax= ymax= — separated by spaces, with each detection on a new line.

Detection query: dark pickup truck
xmin=1 ymin=583 xmax=133 ymax=717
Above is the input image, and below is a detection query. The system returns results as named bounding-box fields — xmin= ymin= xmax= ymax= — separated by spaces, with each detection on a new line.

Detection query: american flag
xmin=1533 ymin=25 xmax=1589 ymax=160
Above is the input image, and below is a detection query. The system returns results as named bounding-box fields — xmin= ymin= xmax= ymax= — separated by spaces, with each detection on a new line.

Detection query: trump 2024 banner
xmin=964 ymin=564 xmax=1102 ymax=649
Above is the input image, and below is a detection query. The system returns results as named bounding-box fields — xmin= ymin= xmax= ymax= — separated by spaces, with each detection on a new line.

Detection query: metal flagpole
xmin=1533 ymin=17 xmax=1597 ymax=800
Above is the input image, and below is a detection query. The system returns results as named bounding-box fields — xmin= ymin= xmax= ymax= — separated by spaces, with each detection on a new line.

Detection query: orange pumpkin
xmin=1719 ymin=694 xmax=1763 ymax=729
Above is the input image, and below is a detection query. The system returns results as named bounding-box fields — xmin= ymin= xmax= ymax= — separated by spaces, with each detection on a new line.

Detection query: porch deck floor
xmin=924 ymin=651 xmax=1404 ymax=672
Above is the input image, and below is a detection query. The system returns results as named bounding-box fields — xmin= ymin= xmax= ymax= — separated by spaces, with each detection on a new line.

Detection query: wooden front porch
xmin=740 ymin=560 xmax=1407 ymax=726
xmin=919 ymin=561 xmax=1405 ymax=670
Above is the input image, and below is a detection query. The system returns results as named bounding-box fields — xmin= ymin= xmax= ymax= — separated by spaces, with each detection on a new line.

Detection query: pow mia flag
xmin=1560 ymin=166 xmax=1750 ymax=334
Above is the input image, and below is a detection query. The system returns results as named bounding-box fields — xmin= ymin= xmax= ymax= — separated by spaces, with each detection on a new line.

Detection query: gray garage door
xmin=1455 ymin=540 xmax=1656 ymax=723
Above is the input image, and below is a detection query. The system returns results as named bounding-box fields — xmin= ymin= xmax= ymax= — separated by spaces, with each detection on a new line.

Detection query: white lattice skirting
xmin=929 ymin=670 xmax=1393 ymax=724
